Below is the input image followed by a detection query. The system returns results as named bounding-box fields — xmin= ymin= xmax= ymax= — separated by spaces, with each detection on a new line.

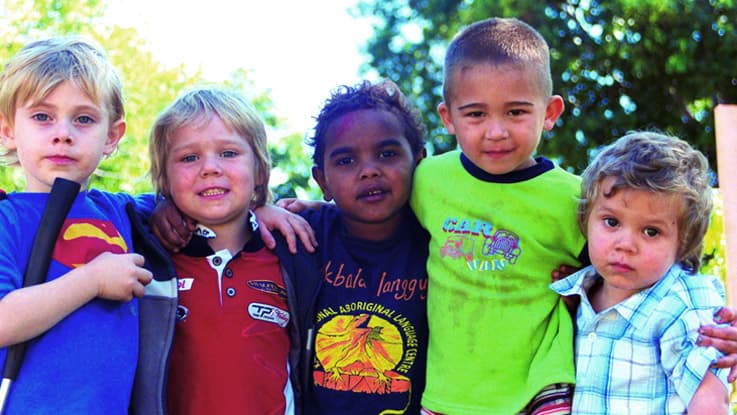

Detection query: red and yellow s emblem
xmin=52 ymin=219 xmax=129 ymax=268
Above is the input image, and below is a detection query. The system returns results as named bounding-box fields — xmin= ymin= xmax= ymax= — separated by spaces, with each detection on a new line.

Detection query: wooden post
xmin=715 ymin=104 xmax=737 ymax=307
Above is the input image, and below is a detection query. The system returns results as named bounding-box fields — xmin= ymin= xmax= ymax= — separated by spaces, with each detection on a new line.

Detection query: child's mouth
xmin=359 ymin=188 xmax=387 ymax=201
xmin=200 ymin=188 xmax=227 ymax=197
xmin=47 ymin=155 xmax=75 ymax=164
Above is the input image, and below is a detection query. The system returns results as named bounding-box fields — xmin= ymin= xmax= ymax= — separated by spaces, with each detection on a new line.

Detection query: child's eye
xmin=31 ymin=113 xmax=50 ymax=122
xmin=508 ymin=109 xmax=527 ymax=116
xmin=221 ymin=150 xmax=237 ymax=158
xmin=466 ymin=111 xmax=484 ymax=118
xmin=379 ymin=150 xmax=397 ymax=159
xmin=603 ymin=217 xmax=618 ymax=228
xmin=643 ymin=227 xmax=659 ymax=238
xmin=335 ymin=156 xmax=354 ymax=166
xmin=182 ymin=154 xmax=198 ymax=163
xmin=76 ymin=115 xmax=95 ymax=124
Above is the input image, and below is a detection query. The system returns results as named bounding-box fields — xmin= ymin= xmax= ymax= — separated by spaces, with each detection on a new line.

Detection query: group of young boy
xmin=0 ymin=16 xmax=734 ymax=415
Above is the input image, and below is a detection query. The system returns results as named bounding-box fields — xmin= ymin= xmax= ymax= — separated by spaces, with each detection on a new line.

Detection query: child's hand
xmin=276 ymin=198 xmax=325 ymax=213
xmin=698 ymin=306 xmax=737 ymax=382
xmin=551 ymin=264 xmax=579 ymax=281
xmin=87 ymin=252 xmax=153 ymax=301
xmin=552 ymin=264 xmax=580 ymax=315
xmin=254 ymin=204 xmax=317 ymax=254
xmin=150 ymin=198 xmax=196 ymax=252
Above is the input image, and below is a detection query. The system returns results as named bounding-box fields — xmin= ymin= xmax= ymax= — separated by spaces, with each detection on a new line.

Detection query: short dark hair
xmin=308 ymin=79 xmax=426 ymax=170
xmin=443 ymin=17 xmax=553 ymax=103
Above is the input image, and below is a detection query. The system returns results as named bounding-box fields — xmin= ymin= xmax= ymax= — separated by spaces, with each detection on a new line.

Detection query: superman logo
xmin=52 ymin=219 xmax=129 ymax=268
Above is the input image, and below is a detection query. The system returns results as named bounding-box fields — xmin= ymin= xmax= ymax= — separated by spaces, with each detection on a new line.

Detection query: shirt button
xmin=212 ymin=256 xmax=222 ymax=266
xmin=226 ymin=287 xmax=236 ymax=297
xmin=225 ymin=268 xmax=233 ymax=278
xmin=587 ymin=332 xmax=597 ymax=341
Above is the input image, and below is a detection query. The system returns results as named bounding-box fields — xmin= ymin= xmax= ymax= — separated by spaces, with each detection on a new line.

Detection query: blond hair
xmin=0 ymin=36 xmax=124 ymax=164
xmin=579 ymin=131 xmax=713 ymax=272
xmin=149 ymin=87 xmax=272 ymax=208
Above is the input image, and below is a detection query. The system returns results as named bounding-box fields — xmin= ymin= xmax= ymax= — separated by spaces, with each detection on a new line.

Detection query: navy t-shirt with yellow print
xmin=303 ymin=204 xmax=429 ymax=415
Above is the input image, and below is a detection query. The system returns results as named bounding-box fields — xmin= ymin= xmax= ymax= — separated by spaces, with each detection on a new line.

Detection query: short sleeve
xmin=0 ymin=206 xmax=24 ymax=299
xmin=659 ymin=296 xmax=729 ymax=404
xmin=0 ymin=200 xmax=32 ymax=298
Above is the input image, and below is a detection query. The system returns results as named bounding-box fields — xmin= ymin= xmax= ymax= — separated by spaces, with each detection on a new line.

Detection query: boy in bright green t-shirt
xmin=411 ymin=17 xmax=584 ymax=414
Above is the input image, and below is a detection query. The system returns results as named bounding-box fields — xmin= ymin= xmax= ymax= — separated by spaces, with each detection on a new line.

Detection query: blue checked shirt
xmin=551 ymin=264 xmax=730 ymax=415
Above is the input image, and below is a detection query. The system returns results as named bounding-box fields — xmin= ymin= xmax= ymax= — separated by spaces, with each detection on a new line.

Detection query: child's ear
xmin=103 ymin=118 xmax=126 ymax=156
xmin=437 ymin=102 xmax=456 ymax=135
xmin=543 ymin=95 xmax=565 ymax=131
xmin=311 ymin=166 xmax=333 ymax=202
xmin=0 ymin=115 xmax=16 ymax=150
xmin=415 ymin=147 xmax=427 ymax=166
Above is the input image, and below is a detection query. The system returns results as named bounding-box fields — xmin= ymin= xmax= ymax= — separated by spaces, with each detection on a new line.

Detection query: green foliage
xmin=0 ymin=0 xmax=202 ymax=193
xmin=0 ymin=0 xmax=307 ymax=197
xmin=270 ymin=132 xmax=322 ymax=201
xmin=702 ymin=190 xmax=727 ymax=283
xmin=357 ymin=0 xmax=737 ymax=179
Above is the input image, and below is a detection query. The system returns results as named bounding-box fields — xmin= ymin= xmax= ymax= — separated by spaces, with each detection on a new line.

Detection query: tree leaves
xmin=357 ymin=0 xmax=737 ymax=181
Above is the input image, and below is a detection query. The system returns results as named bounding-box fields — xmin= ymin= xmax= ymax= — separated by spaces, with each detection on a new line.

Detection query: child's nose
xmin=200 ymin=155 xmax=223 ymax=177
xmin=613 ymin=230 xmax=637 ymax=252
xmin=484 ymin=119 xmax=508 ymax=140
xmin=52 ymin=135 xmax=73 ymax=145
xmin=358 ymin=161 xmax=380 ymax=179
xmin=52 ymin=122 xmax=74 ymax=144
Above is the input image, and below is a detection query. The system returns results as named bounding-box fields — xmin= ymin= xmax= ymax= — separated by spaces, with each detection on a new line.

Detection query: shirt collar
xmin=181 ymin=210 xmax=263 ymax=257
xmin=551 ymin=264 xmax=685 ymax=330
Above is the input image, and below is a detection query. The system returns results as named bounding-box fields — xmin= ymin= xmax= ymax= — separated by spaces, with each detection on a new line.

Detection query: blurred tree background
xmin=0 ymin=0 xmax=312 ymax=198
xmin=357 ymin=0 xmax=737 ymax=176
xmin=0 ymin=0 xmax=731 ymax=280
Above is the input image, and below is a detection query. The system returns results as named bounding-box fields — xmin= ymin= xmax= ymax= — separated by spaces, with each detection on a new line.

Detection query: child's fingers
xmin=132 ymin=281 xmax=147 ymax=298
xmin=290 ymin=215 xmax=317 ymax=253
xmin=275 ymin=198 xmax=294 ymax=209
xmin=131 ymin=253 xmax=146 ymax=266
xmin=167 ymin=213 xmax=193 ymax=243
xmin=699 ymin=324 xmax=737 ymax=347
xmin=259 ymin=210 xmax=317 ymax=254
xmin=137 ymin=266 xmax=153 ymax=286
xmin=551 ymin=264 xmax=579 ymax=281
xmin=714 ymin=306 xmax=737 ymax=326
xmin=699 ymin=323 xmax=737 ymax=382
xmin=259 ymin=221 xmax=277 ymax=250
xmin=711 ymin=353 xmax=737 ymax=368
xmin=185 ymin=216 xmax=197 ymax=232
xmin=276 ymin=218 xmax=299 ymax=254
xmin=277 ymin=198 xmax=307 ymax=213
xmin=151 ymin=223 xmax=184 ymax=252
xmin=711 ymin=353 xmax=737 ymax=382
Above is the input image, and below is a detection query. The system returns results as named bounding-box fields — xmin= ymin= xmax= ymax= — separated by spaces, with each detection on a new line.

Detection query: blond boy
xmin=0 ymin=37 xmax=151 ymax=413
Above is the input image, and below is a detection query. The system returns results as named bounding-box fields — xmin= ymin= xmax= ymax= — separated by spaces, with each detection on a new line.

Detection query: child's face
xmin=0 ymin=81 xmax=124 ymax=192
xmin=165 ymin=115 xmax=256 ymax=232
xmin=438 ymin=63 xmax=563 ymax=175
xmin=312 ymin=109 xmax=419 ymax=241
xmin=587 ymin=177 xmax=682 ymax=304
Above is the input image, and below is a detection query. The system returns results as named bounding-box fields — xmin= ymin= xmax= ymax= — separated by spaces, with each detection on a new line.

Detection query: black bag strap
xmin=0 ymin=178 xmax=80 ymax=413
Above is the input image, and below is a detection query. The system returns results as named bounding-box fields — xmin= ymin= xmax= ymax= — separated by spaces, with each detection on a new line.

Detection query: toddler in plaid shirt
xmin=552 ymin=131 xmax=730 ymax=414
